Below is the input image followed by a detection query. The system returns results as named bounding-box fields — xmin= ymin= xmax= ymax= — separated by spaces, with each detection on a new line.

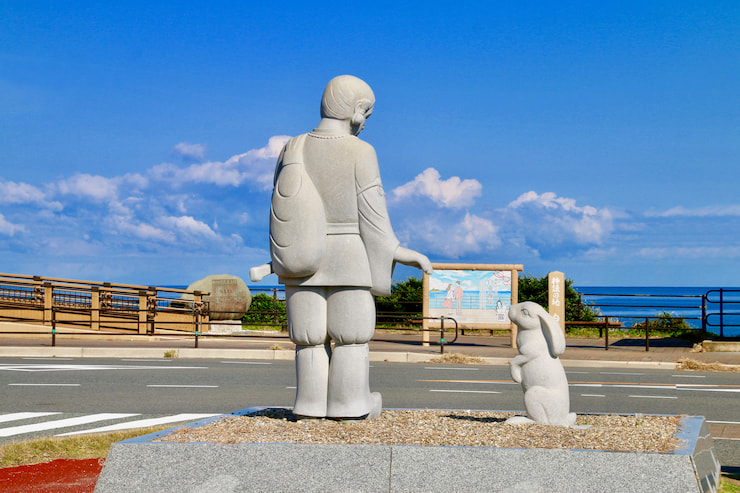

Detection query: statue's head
xmin=320 ymin=75 xmax=375 ymax=135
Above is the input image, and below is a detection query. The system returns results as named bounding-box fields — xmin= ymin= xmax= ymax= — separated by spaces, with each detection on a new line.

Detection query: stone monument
xmin=505 ymin=301 xmax=576 ymax=426
xmin=251 ymin=75 xmax=432 ymax=419
xmin=181 ymin=274 xmax=251 ymax=334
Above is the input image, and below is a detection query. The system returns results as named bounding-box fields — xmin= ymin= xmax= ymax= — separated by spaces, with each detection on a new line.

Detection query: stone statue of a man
xmin=251 ymin=75 xmax=432 ymax=419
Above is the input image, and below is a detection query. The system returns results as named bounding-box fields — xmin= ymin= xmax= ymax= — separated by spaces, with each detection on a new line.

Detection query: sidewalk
xmin=1 ymin=321 xmax=739 ymax=368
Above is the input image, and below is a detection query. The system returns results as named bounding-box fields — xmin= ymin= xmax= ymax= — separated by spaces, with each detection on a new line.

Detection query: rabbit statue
xmin=506 ymin=301 xmax=577 ymax=426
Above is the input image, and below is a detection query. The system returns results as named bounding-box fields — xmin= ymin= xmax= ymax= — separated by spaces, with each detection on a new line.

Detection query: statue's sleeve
xmin=355 ymin=143 xmax=400 ymax=297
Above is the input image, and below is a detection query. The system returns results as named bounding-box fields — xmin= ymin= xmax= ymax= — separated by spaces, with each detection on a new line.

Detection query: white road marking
xmin=671 ymin=374 xmax=706 ymax=378
xmin=0 ymin=364 xmax=207 ymax=372
xmin=599 ymin=372 xmax=645 ymax=376
xmin=22 ymin=357 xmax=74 ymax=361
xmin=221 ymin=361 xmax=272 ymax=365
xmin=286 ymin=386 xmax=296 ymax=389
xmin=707 ymin=420 xmax=740 ymax=425
xmin=0 ymin=412 xmax=62 ymax=424
xmin=580 ymin=394 xmax=605 ymax=397
xmin=430 ymin=390 xmax=501 ymax=394
xmin=9 ymin=383 xmax=80 ymax=387
xmin=121 ymin=359 xmax=177 ymax=362
xmin=146 ymin=385 xmax=219 ymax=388
xmin=628 ymin=395 xmax=678 ymax=399
xmin=0 ymin=413 xmax=139 ymax=437
xmin=424 ymin=367 xmax=480 ymax=371
xmin=713 ymin=438 xmax=740 ymax=441
xmin=677 ymin=387 xmax=740 ymax=393
xmin=57 ymin=413 xmax=220 ymax=436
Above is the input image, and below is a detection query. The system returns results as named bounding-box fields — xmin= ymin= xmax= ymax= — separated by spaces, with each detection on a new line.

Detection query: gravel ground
xmin=159 ymin=409 xmax=682 ymax=453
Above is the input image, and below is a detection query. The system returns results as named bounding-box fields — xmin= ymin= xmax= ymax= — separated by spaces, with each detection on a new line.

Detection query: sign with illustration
xmin=422 ymin=263 xmax=523 ymax=347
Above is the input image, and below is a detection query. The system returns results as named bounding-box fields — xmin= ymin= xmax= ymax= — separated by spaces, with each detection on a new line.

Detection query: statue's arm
xmin=250 ymin=262 xmax=273 ymax=282
xmin=509 ymin=354 xmax=527 ymax=383
xmin=394 ymin=246 xmax=432 ymax=275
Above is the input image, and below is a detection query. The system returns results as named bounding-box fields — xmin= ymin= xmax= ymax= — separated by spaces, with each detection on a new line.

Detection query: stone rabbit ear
xmin=538 ymin=310 xmax=566 ymax=358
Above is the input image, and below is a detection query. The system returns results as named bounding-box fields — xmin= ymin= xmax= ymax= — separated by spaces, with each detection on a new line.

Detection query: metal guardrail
xmin=703 ymin=289 xmax=740 ymax=338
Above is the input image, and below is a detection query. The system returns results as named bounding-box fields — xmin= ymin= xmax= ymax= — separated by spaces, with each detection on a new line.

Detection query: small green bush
xmin=242 ymin=293 xmax=287 ymax=328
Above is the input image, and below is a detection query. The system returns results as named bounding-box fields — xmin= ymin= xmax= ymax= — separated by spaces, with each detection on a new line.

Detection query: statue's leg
xmin=326 ymin=288 xmax=380 ymax=419
xmin=286 ymin=286 xmax=330 ymax=417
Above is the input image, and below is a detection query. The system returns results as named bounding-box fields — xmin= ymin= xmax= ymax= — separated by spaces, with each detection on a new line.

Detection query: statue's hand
xmin=394 ymin=247 xmax=433 ymax=275
xmin=250 ymin=263 xmax=273 ymax=282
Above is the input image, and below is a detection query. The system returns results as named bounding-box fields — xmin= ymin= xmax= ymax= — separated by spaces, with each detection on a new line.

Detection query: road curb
xmin=0 ymin=346 xmax=680 ymax=369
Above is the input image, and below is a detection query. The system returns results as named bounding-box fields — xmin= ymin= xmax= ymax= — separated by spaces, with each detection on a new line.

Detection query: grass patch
xmin=424 ymin=353 xmax=485 ymax=364
xmin=721 ymin=475 xmax=740 ymax=492
xmin=676 ymin=358 xmax=740 ymax=372
xmin=0 ymin=426 xmax=171 ymax=468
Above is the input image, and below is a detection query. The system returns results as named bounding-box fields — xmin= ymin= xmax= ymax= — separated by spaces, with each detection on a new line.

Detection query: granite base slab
xmin=94 ymin=408 xmax=721 ymax=493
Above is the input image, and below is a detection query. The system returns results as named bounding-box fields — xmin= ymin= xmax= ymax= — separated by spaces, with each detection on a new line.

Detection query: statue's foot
xmin=505 ymin=415 xmax=535 ymax=425
xmin=292 ymin=401 xmax=327 ymax=419
xmin=367 ymin=392 xmax=382 ymax=419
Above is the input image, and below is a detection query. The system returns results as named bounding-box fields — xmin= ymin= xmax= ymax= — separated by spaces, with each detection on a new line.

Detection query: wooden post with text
xmin=548 ymin=271 xmax=566 ymax=333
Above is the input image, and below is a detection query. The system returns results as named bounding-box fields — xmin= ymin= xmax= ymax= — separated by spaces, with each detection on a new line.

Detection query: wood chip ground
xmin=158 ymin=409 xmax=683 ymax=453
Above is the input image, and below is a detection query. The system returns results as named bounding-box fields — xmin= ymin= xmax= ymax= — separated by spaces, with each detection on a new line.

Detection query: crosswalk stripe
xmin=56 ymin=413 xmax=220 ymax=436
xmin=0 ymin=413 xmax=139 ymax=438
xmin=0 ymin=412 xmax=62 ymax=424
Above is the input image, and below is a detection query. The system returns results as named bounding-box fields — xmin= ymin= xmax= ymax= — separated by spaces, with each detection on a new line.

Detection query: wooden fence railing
xmin=0 ymin=273 xmax=209 ymax=333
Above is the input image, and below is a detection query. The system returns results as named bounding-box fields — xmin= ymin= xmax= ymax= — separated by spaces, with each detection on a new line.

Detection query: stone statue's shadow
xmin=444 ymin=414 xmax=507 ymax=424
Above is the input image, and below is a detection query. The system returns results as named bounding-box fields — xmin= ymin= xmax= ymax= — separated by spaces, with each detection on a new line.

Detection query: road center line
xmin=580 ymin=394 xmax=605 ymax=397
xmin=628 ymin=395 xmax=678 ymax=399
xmin=707 ymin=420 xmax=740 ymax=425
xmin=671 ymin=374 xmax=706 ymax=378
xmin=146 ymin=385 xmax=219 ymax=388
xmin=221 ymin=361 xmax=272 ymax=365
xmin=9 ymin=383 xmax=80 ymax=387
xmin=430 ymin=390 xmax=501 ymax=394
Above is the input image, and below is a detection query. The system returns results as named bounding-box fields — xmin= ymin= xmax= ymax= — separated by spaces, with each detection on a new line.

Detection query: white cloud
xmin=161 ymin=215 xmax=218 ymax=238
xmin=152 ymin=135 xmax=290 ymax=190
xmin=0 ymin=213 xmax=24 ymax=236
xmin=638 ymin=246 xmax=740 ymax=259
xmin=55 ymin=173 xmax=147 ymax=203
xmin=391 ymin=168 xmax=482 ymax=208
xmin=648 ymin=205 xmax=740 ymax=217
xmin=172 ymin=142 xmax=207 ymax=161
xmin=507 ymin=191 xmax=613 ymax=247
xmin=396 ymin=211 xmax=501 ymax=257
xmin=109 ymin=215 xmax=176 ymax=243
xmin=0 ymin=180 xmax=62 ymax=210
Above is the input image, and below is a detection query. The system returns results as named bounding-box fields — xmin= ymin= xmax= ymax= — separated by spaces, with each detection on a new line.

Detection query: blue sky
xmin=1 ymin=1 xmax=738 ymax=287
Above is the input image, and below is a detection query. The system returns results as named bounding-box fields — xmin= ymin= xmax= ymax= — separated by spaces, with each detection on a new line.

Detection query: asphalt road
xmin=1 ymin=356 xmax=738 ymax=466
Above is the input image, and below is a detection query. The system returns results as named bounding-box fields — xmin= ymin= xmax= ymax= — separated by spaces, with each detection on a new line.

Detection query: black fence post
xmin=51 ymin=308 xmax=56 ymax=347
xmin=719 ymin=288 xmax=724 ymax=338
xmin=645 ymin=317 xmax=650 ymax=352
xmin=440 ymin=316 xmax=445 ymax=354
xmin=604 ymin=318 xmax=609 ymax=351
